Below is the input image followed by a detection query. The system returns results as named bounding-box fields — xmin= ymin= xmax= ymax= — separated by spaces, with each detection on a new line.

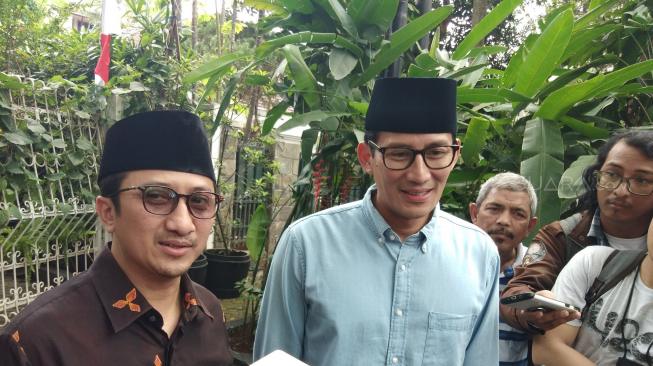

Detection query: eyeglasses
xmin=594 ymin=171 xmax=653 ymax=196
xmin=367 ymin=141 xmax=460 ymax=170
xmin=111 ymin=185 xmax=224 ymax=219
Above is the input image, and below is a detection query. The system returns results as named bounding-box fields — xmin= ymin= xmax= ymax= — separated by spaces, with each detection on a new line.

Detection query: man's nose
xmin=406 ymin=154 xmax=431 ymax=182
xmin=165 ymin=198 xmax=195 ymax=235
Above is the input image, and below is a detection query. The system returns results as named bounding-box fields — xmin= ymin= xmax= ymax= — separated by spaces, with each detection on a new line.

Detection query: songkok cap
xmin=98 ymin=110 xmax=215 ymax=182
xmin=365 ymin=77 xmax=457 ymax=135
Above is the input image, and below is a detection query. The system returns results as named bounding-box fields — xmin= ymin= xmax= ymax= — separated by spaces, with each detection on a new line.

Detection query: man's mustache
xmin=487 ymin=228 xmax=514 ymax=239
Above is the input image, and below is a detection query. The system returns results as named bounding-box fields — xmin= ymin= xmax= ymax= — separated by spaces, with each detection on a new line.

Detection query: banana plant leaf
xmin=537 ymin=60 xmax=653 ymax=119
xmin=462 ymin=117 xmax=490 ymax=167
xmin=452 ymin=0 xmax=523 ymax=60
xmin=282 ymin=45 xmax=320 ymax=109
xmin=256 ymin=32 xmax=364 ymax=58
xmin=276 ymin=110 xmax=350 ymax=132
xmin=514 ymin=9 xmax=574 ymax=98
xmin=355 ymin=6 xmax=454 ymax=86
xmin=246 ymin=204 xmax=271 ymax=263
xmin=558 ymin=155 xmax=596 ymax=199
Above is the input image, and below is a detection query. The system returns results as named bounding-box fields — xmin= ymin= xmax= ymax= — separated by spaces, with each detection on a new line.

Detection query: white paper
xmin=251 ymin=350 xmax=310 ymax=366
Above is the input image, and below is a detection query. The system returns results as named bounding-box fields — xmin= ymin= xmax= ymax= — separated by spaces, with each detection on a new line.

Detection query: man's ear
xmin=357 ymin=142 xmax=373 ymax=174
xmin=452 ymin=137 xmax=462 ymax=165
xmin=96 ymin=196 xmax=117 ymax=233
xmin=469 ymin=202 xmax=478 ymax=224
xmin=528 ymin=216 xmax=538 ymax=233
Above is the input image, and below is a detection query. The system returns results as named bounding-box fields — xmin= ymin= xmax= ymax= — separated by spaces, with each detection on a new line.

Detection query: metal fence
xmin=0 ymin=77 xmax=101 ymax=326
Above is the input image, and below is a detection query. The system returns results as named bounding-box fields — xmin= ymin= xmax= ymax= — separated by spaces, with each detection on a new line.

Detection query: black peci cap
xmin=97 ymin=110 xmax=215 ymax=183
xmin=365 ymin=77 xmax=457 ymax=135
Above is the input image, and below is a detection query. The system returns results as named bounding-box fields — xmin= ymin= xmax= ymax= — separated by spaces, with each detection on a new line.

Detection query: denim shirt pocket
xmin=422 ymin=312 xmax=477 ymax=366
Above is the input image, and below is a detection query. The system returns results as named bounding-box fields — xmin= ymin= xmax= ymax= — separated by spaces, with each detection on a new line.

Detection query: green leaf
xmin=301 ymin=128 xmax=320 ymax=163
xmin=558 ymin=155 xmax=596 ymax=199
xmin=277 ymin=110 xmax=349 ymax=132
xmin=47 ymin=172 xmax=66 ymax=181
xmin=452 ymin=0 xmax=523 ymax=60
xmin=522 ymin=118 xmax=564 ymax=160
xmin=4 ymin=131 xmax=33 ymax=145
xmin=537 ymin=60 xmax=653 ymax=119
xmin=0 ymin=72 xmax=24 ymax=90
xmin=329 ymin=49 xmax=358 ymax=80
xmin=520 ymin=153 xmax=563 ymax=231
xmin=561 ymin=24 xmax=619 ymax=63
xmin=514 ymin=9 xmax=574 ymax=98
xmin=183 ymin=52 xmax=248 ymax=83
xmin=559 ymin=116 xmax=609 ymax=139
xmin=52 ymin=139 xmax=66 ymax=149
xmin=262 ymin=101 xmax=289 ymax=135
xmin=457 ymin=87 xmax=531 ymax=103
xmin=76 ymin=137 xmax=94 ymax=151
xmin=7 ymin=164 xmax=22 ymax=175
xmin=244 ymin=0 xmax=289 ymax=15
xmin=245 ymin=204 xmax=270 ymax=262
xmin=26 ymin=121 xmax=47 ymax=134
xmin=501 ymin=43 xmax=526 ymax=88
xmin=68 ymin=151 xmax=85 ymax=166
xmin=327 ymin=0 xmax=358 ymax=38
xmin=348 ymin=101 xmax=368 ymax=115
xmin=8 ymin=205 xmax=21 ymax=220
xmin=193 ymin=68 xmax=228 ymax=113
xmin=256 ymin=32 xmax=364 ymax=59
xmin=355 ymin=6 xmax=454 ymax=86
xmin=0 ymin=209 xmax=9 ymax=229
xmin=319 ymin=116 xmax=340 ymax=131
xmin=576 ymin=0 xmax=619 ymax=29
xmin=349 ymin=0 xmax=399 ymax=34
xmin=462 ymin=117 xmax=490 ymax=167
xmin=282 ymin=45 xmax=320 ymax=109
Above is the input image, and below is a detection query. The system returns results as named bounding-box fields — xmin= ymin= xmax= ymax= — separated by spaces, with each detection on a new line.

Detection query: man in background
xmin=469 ymin=172 xmax=538 ymax=366
xmin=501 ymin=130 xmax=653 ymax=335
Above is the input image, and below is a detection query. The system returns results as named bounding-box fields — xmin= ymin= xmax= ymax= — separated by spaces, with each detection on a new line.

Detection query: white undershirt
xmin=605 ymin=233 xmax=647 ymax=251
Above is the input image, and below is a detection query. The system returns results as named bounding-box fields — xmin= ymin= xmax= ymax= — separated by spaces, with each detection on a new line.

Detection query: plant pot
xmin=188 ymin=253 xmax=208 ymax=286
xmin=205 ymin=249 xmax=250 ymax=299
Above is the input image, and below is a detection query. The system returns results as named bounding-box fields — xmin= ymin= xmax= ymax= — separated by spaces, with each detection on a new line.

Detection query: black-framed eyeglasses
xmin=367 ymin=141 xmax=460 ymax=170
xmin=111 ymin=185 xmax=224 ymax=219
xmin=594 ymin=171 xmax=653 ymax=196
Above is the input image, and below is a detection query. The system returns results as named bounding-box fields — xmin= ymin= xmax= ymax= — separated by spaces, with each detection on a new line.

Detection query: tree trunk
xmin=440 ymin=0 xmax=451 ymax=43
xmin=192 ymin=0 xmax=198 ymax=49
xmin=169 ymin=0 xmax=182 ymax=61
xmin=231 ymin=0 xmax=238 ymax=52
xmin=471 ymin=0 xmax=489 ymax=27
xmin=386 ymin=0 xmax=408 ymax=77
xmin=418 ymin=0 xmax=433 ymax=50
xmin=214 ymin=0 xmax=223 ymax=56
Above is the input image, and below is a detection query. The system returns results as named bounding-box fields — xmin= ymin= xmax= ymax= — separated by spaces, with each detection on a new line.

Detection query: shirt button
xmin=148 ymin=315 xmax=157 ymax=322
xmin=400 ymin=264 xmax=406 ymax=271
xmin=389 ymin=234 xmax=396 ymax=241
xmin=395 ymin=308 xmax=403 ymax=317
xmin=377 ymin=237 xmax=384 ymax=244
xmin=392 ymin=356 xmax=399 ymax=364
xmin=421 ymin=244 xmax=428 ymax=253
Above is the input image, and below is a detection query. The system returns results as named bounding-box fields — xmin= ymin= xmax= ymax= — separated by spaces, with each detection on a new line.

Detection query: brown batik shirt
xmin=0 ymin=248 xmax=233 ymax=366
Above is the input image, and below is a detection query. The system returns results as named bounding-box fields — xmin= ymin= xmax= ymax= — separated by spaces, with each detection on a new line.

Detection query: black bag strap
xmin=581 ymin=249 xmax=647 ymax=320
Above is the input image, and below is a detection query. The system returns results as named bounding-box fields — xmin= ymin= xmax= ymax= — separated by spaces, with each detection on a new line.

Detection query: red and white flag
xmin=94 ymin=0 xmax=121 ymax=86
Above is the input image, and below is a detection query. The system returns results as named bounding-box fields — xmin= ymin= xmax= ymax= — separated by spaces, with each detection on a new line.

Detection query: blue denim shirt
xmin=254 ymin=186 xmax=500 ymax=366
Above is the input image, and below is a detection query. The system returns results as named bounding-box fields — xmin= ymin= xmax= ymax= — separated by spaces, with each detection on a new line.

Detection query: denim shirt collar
xmin=361 ymin=184 xmax=434 ymax=245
